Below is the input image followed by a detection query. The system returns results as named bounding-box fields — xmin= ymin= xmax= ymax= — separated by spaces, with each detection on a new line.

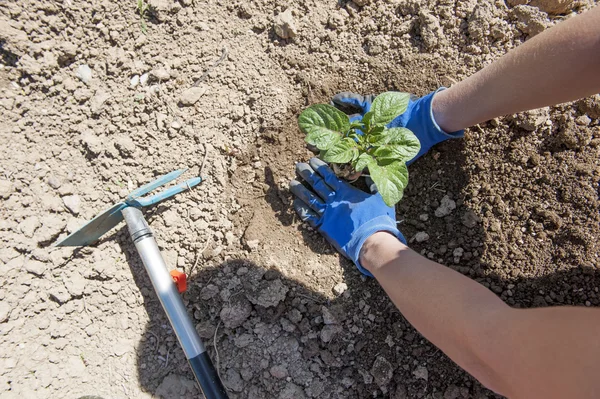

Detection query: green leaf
xmin=371 ymin=128 xmax=421 ymax=163
xmin=368 ymin=161 xmax=409 ymax=206
xmin=322 ymin=138 xmax=358 ymax=164
xmin=353 ymin=153 xmax=375 ymax=172
xmin=370 ymin=92 xmax=410 ymax=126
xmin=299 ymin=104 xmax=350 ymax=150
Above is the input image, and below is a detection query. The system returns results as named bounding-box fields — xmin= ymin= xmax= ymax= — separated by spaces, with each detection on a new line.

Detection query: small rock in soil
xmin=47 ymin=175 xmax=61 ymax=189
xmin=155 ymin=374 xmax=197 ymax=398
xmin=0 ymin=180 xmax=13 ymax=199
xmin=435 ymin=195 xmax=456 ymax=217
xmin=413 ymin=366 xmax=429 ymax=381
xmin=223 ymin=368 xmax=244 ymax=392
xmin=62 ymin=195 xmax=81 ymax=215
xmin=414 ymin=231 xmax=430 ymax=243
xmin=577 ymin=94 xmax=600 ymax=119
xmin=76 ymin=64 xmax=92 ymax=84
xmin=25 ymin=259 xmax=47 ymax=276
xmin=246 ymin=278 xmax=288 ymax=308
xmin=140 ymin=73 xmax=149 ymax=86
xmin=371 ymin=355 xmax=394 ymax=387
xmin=333 ymin=282 xmax=348 ymax=295
xmin=274 ymin=9 xmax=297 ymax=39
xmin=130 ymin=75 xmax=140 ymax=87
xmin=150 ymin=67 xmax=171 ymax=81
xmin=179 ymin=86 xmax=207 ymax=106
xmin=529 ymin=0 xmax=573 ymax=14
xmin=219 ymin=296 xmax=252 ymax=329
xmin=90 ymin=90 xmax=111 ymax=115
xmin=321 ymin=306 xmax=337 ymax=325
xmin=461 ymin=209 xmax=481 ymax=228
xmin=320 ymin=324 xmax=341 ymax=343
xmin=19 ymin=216 xmax=40 ymax=238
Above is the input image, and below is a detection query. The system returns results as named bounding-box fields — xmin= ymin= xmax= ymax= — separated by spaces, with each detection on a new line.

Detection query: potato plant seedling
xmin=298 ymin=92 xmax=421 ymax=206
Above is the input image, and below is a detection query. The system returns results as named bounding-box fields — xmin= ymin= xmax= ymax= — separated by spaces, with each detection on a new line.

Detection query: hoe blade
xmin=55 ymin=202 xmax=128 ymax=247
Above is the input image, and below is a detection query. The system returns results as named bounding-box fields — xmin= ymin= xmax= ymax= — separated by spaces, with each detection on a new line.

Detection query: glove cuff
xmin=429 ymin=88 xmax=464 ymax=139
xmin=346 ymin=215 xmax=406 ymax=277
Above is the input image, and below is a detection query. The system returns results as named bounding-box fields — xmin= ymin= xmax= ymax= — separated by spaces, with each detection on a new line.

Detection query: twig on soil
xmin=200 ymin=143 xmax=209 ymax=177
xmin=164 ymin=349 xmax=170 ymax=368
xmin=192 ymin=48 xmax=228 ymax=87
xmin=297 ymin=293 xmax=324 ymax=304
xmin=213 ymin=320 xmax=223 ymax=384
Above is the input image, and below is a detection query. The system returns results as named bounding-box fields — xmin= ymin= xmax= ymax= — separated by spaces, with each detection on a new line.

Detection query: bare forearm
xmin=361 ymin=232 xmax=600 ymax=398
xmin=361 ymin=232 xmax=511 ymax=393
xmin=433 ymin=6 xmax=600 ymax=132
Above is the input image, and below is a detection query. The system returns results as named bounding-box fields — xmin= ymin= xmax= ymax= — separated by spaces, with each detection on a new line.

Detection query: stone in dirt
xmin=413 ymin=366 xmax=429 ymax=381
xmin=62 ymin=195 xmax=81 ymax=215
xmin=577 ymin=94 xmax=600 ymax=119
xmin=19 ymin=216 xmax=40 ymax=237
xmin=371 ymin=355 xmax=394 ymax=387
xmin=25 ymin=259 xmax=47 ymax=276
xmin=274 ymin=9 xmax=298 ymax=39
xmin=414 ymin=231 xmax=429 ymax=243
xmin=76 ymin=64 xmax=92 ymax=84
xmin=155 ymin=373 xmax=197 ymax=398
xmin=320 ymin=324 xmax=341 ymax=343
xmin=89 ymin=90 xmax=111 ymax=115
xmin=333 ymin=282 xmax=348 ymax=295
xmin=220 ymin=296 xmax=252 ymax=329
xmin=461 ymin=209 xmax=481 ymax=228
xmin=280 ymin=382 xmax=306 ymax=399
xmin=223 ymin=368 xmax=244 ymax=392
xmin=179 ymin=86 xmax=207 ymax=106
xmin=529 ymin=0 xmax=573 ymax=14
xmin=0 ymin=179 xmax=13 ymax=199
xmin=435 ymin=195 xmax=456 ymax=217
xmin=246 ymin=278 xmax=288 ymax=308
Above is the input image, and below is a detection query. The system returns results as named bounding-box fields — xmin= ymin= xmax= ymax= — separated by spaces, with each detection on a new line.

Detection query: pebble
xmin=139 ymin=73 xmax=149 ymax=86
xmin=0 ymin=180 xmax=13 ymax=199
xmin=62 ymin=195 xmax=81 ymax=215
xmin=332 ymin=282 xmax=347 ymax=295
xmin=320 ymin=324 xmax=341 ymax=343
xmin=76 ymin=64 xmax=92 ymax=84
xmin=130 ymin=75 xmax=140 ymax=87
xmin=90 ymin=90 xmax=111 ymax=114
xmin=150 ymin=67 xmax=171 ymax=81
xmin=170 ymin=120 xmax=182 ymax=130
xmin=434 ymin=195 xmax=456 ymax=217
xmin=274 ymin=9 xmax=298 ymax=39
xmin=47 ymin=175 xmax=61 ymax=189
xmin=419 ymin=213 xmax=429 ymax=221
xmin=179 ymin=86 xmax=207 ymax=106
xmin=371 ymin=356 xmax=393 ymax=387
xmin=414 ymin=232 xmax=430 ymax=243
xmin=413 ymin=366 xmax=429 ymax=381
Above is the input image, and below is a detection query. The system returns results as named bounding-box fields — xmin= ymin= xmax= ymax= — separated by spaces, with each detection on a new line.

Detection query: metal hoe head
xmin=55 ymin=169 xmax=202 ymax=247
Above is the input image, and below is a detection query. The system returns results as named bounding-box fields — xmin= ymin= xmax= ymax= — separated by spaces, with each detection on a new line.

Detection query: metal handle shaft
xmin=122 ymin=207 xmax=228 ymax=399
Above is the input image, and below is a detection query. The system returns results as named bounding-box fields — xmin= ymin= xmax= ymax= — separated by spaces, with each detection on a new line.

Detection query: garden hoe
xmin=56 ymin=169 xmax=229 ymax=399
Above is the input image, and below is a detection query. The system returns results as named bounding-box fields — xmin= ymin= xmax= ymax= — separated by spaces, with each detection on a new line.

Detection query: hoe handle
xmin=122 ymin=207 xmax=228 ymax=399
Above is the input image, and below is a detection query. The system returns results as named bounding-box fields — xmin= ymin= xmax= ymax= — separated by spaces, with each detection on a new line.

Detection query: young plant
xmin=137 ymin=0 xmax=151 ymax=34
xmin=298 ymin=92 xmax=420 ymax=206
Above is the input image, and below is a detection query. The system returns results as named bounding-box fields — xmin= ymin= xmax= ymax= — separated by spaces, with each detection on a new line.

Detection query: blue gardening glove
xmin=290 ymin=158 xmax=406 ymax=277
xmin=331 ymin=88 xmax=464 ymax=164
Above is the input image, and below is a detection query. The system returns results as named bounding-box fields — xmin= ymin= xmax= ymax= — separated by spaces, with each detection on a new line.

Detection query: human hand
xmin=290 ymin=157 xmax=406 ymax=277
xmin=331 ymin=88 xmax=464 ymax=164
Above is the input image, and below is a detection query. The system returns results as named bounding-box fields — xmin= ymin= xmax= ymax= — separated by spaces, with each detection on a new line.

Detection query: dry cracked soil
xmin=1 ymin=0 xmax=599 ymax=398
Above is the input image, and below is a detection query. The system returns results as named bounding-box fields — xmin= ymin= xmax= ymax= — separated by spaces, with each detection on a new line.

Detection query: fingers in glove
xmin=296 ymin=162 xmax=334 ymax=200
xmin=292 ymin=198 xmax=319 ymax=228
xmin=331 ymin=92 xmax=371 ymax=115
xmin=309 ymin=158 xmax=344 ymax=192
xmin=289 ymin=180 xmax=326 ymax=215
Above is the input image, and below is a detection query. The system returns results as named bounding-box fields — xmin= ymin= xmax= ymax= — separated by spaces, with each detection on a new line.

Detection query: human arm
xmin=433 ymin=5 xmax=600 ymax=132
xmin=362 ymin=232 xmax=600 ymax=399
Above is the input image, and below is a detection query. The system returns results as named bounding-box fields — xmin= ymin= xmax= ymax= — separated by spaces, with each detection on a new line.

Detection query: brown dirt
xmin=1 ymin=0 xmax=599 ymax=398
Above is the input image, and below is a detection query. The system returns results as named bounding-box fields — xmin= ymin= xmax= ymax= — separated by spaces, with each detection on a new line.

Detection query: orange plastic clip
xmin=170 ymin=270 xmax=187 ymax=293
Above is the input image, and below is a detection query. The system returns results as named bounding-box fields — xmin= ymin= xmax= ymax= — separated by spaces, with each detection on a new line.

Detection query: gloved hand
xmin=290 ymin=158 xmax=406 ymax=277
xmin=331 ymin=88 xmax=464 ymax=164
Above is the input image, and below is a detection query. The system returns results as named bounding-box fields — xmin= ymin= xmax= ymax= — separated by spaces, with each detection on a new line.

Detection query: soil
xmin=1 ymin=0 xmax=599 ymax=398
